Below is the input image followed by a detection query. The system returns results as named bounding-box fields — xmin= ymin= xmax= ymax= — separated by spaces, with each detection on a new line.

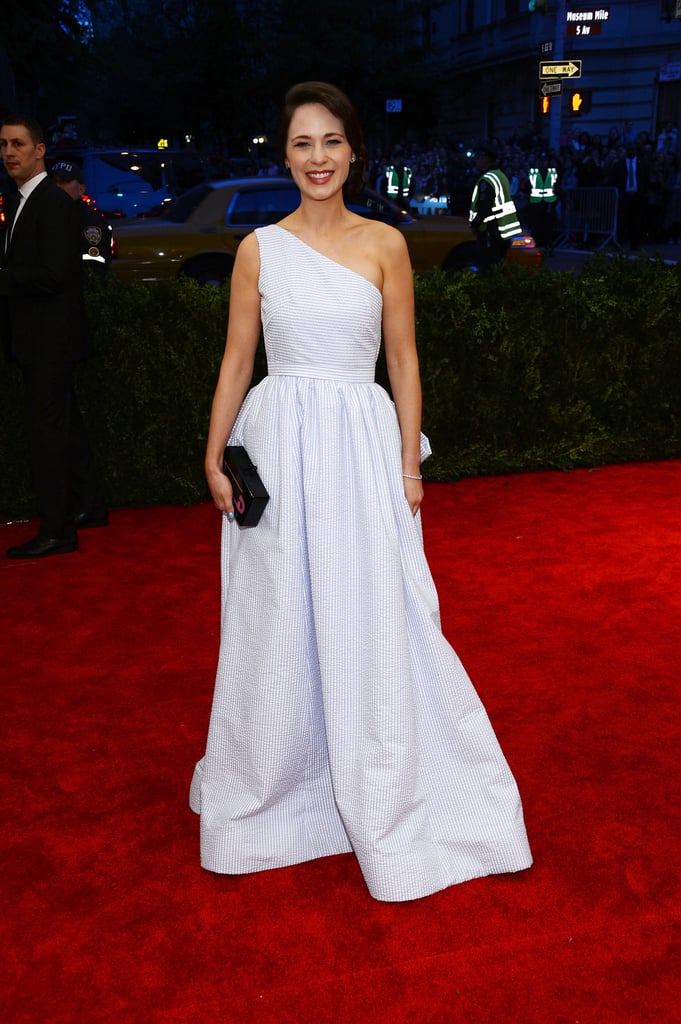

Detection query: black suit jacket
xmin=610 ymin=156 xmax=649 ymax=197
xmin=0 ymin=175 xmax=87 ymax=364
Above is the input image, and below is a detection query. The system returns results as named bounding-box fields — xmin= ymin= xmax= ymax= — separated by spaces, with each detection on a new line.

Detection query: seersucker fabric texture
xmin=190 ymin=224 xmax=532 ymax=901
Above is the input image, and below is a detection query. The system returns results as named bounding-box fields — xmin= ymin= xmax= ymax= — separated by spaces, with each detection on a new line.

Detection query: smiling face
xmin=0 ymin=122 xmax=46 ymax=187
xmin=285 ymin=103 xmax=354 ymax=201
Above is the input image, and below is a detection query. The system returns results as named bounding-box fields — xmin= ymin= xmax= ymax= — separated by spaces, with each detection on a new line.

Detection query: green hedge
xmin=1 ymin=256 xmax=680 ymax=517
xmin=415 ymin=255 xmax=681 ymax=477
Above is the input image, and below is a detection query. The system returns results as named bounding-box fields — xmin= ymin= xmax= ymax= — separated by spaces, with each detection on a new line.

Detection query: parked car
xmin=111 ymin=177 xmax=541 ymax=284
xmin=45 ymin=149 xmax=252 ymax=219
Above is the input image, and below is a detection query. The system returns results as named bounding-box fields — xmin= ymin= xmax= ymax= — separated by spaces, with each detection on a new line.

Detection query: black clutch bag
xmin=222 ymin=445 xmax=269 ymax=527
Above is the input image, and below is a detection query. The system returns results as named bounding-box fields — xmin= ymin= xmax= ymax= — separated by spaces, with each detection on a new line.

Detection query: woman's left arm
xmin=380 ymin=227 xmax=424 ymax=516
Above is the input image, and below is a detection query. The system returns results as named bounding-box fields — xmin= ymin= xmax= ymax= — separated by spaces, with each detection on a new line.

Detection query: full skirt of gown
xmin=190 ymin=224 xmax=532 ymax=902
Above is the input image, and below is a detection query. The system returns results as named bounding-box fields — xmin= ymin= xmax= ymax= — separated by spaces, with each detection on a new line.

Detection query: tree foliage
xmin=268 ymin=0 xmax=443 ymax=144
xmin=1 ymin=0 xmax=445 ymax=152
xmin=0 ymin=0 xmax=90 ymax=117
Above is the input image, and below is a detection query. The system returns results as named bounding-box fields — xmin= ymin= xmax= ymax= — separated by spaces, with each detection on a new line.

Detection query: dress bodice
xmin=256 ymin=225 xmax=383 ymax=383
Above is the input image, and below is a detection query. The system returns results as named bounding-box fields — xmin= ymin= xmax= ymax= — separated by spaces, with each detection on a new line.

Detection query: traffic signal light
xmin=567 ymin=89 xmax=592 ymax=115
xmin=528 ymin=0 xmax=549 ymax=12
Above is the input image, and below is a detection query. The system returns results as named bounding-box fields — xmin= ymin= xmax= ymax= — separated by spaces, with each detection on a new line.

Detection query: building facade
xmin=430 ymin=0 xmax=681 ymax=149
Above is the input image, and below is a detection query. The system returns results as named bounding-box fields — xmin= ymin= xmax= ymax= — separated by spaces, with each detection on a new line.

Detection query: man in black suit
xmin=0 ymin=114 xmax=106 ymax=559
xmin=610 ymin=144 xmax=648 ymax=250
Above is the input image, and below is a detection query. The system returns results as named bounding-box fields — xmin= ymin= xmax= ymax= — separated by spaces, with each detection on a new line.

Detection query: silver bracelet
xmin=402 ymin=473 xmax=423 ymax=480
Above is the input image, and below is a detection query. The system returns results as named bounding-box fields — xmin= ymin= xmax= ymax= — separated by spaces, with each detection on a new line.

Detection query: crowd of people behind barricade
xmin=359 ymin=119 xmax=681 ymax=249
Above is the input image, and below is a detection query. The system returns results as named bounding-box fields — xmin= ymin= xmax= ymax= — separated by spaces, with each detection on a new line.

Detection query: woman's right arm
xmin=205 ymin=232 xmax=262 ymax=513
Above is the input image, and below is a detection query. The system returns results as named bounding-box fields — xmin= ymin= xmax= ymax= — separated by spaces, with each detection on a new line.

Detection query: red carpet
xmin=2 ymin=462 xmax=679 ymax=1023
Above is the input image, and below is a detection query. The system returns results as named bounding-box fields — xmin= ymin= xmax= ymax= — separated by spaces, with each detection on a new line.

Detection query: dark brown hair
xmin=277 ymin=81 xmax=367 ymax=197
xmin=1 ymin=113 xmax=45 ymax=147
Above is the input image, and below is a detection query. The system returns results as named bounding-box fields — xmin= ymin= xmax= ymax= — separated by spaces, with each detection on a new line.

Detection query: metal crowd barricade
xmin=554 ymin=187 xmax=621 ymax=251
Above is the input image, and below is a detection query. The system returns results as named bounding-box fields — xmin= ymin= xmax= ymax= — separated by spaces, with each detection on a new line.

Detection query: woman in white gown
xmin=190 ymin=82 xmax=532 ymax=902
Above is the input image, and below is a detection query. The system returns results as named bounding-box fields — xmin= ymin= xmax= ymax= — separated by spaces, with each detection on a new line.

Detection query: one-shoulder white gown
xmin=190 ymin=224 xmax=532 ymax=901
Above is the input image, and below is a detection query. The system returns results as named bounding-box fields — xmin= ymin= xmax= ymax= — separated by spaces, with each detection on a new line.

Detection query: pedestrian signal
xmin=541 ymin=96 xmax=551 ymax=115
xmin=567 ymin=89 xmax=592 ymax=115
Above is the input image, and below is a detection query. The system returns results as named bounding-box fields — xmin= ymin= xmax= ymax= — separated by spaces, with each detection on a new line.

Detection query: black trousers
xmin=525 ymin=202 xmax=556 ymax=248
xmin=19 ymin=359 xmax=104 ymax=538
xmin=475 ymin=231 xmax=510 ymax=273
xmin=619 ymin=192 xmax=645 ymax=248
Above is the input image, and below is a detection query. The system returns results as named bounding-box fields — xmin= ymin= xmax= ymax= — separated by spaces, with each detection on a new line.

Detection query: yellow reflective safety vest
xmin=528 ymin=166 xmax=558 ymax=203
xmin=469 ymin=170 xmax=521 ymax=239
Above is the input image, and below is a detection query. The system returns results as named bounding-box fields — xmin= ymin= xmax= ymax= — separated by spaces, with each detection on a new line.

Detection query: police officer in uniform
xmin=50 ymin=159 xmax=112 ymax=278
xmin=50 ymin=158 xmax=110 ymax=533
xmin=469 ymin=144 xmax=522 ymax=272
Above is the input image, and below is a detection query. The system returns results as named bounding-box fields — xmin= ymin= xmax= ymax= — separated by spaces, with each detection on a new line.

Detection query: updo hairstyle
xmin=277 ymin=81 xmax=367 ymax=197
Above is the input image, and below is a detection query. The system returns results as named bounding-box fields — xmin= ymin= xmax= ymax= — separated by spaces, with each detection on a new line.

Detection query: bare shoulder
xmin=237 ymin=230 xmax=260 ymax=259
xmin=234 ymin=230 xmax=260 ymax=275
xmin=358 ymin=218 xmax=409 ymax=261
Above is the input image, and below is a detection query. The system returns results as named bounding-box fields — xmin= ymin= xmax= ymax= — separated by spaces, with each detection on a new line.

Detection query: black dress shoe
xmin=6 ymin=534 xmax=79 ymax=559
xmin=72 ymin=510 xmax=109 ymax=529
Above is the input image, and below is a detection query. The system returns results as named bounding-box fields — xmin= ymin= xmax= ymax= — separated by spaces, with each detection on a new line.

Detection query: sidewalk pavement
xmin=545 ymin=239 xmax=680 ymax=272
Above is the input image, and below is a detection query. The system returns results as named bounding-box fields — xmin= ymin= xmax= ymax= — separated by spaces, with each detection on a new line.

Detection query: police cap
xmin=51 ymin=160 xmax=84 ymax=183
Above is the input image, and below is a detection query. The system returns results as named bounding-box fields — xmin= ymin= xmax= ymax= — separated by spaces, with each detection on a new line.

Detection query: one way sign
xmin=539 ymin=60 xmax=582 ymax=79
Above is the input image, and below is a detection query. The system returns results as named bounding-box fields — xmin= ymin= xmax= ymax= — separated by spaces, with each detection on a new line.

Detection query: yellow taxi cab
xmin=111 ymin=177 xmax=541 ymax=285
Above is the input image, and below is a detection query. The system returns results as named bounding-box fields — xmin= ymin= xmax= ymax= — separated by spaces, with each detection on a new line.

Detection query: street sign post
xmin=539 ymin=60 xmax=582 ymax=79
xmin=540 ymin=80 xmax=563 ymax=97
